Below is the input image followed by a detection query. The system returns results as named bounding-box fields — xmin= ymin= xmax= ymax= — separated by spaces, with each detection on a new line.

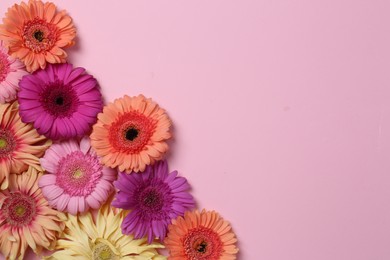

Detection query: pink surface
xmin=1 ymin=0 xmax=390 ymax=259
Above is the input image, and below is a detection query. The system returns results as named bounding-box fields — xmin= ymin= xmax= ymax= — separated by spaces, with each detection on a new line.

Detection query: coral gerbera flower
xmin=0 ymin=41 xmax=28 ymax=103
xmin=38 ymin=137 xmax=117 ymax=215
xmin=18 ymin=63 xmax=103 ymax=140
xmin=0 ymin=101 xmax=50 ymax=190
xmin=165 ymin=210 xmax=239 ymax=260
xmin=112 ymin=160 xmax=195 ymax=243
xmin=0 ymin=0 xmax=76 ymax=72
xmin=46 ymin=202 xmax=165 ymax=260
xmin=90 ymin=94 xmax=172 ymax=173
xmin=0 ymin=167 xmax=66 ymax=260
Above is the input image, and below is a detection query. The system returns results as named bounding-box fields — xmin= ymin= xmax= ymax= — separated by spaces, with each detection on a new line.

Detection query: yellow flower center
xmin=15 ymin=205 xmax=26 ymax=216
xmin=73 ymin=169 xmax=84 ymax=179
xmin=0 ymin=138 xmax=7 ymax=149
xmin=0 ymin=130 xmax=16 ymax=158
xmin=99 ymin=250 xmax=111 ymax=260
xmin=92 ymin=240 xmax=119 ymax=260
xmin=3 ymin=193 xmax=36 ymax=227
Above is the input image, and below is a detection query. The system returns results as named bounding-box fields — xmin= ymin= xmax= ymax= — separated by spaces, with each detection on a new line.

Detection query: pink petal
xmin=86 ymin=194 xmax=100 ymax=209
xmin=38 ymin=174 xmax=57 ymax=187
xmin=67 ymin=196 xmax=79 ymax=215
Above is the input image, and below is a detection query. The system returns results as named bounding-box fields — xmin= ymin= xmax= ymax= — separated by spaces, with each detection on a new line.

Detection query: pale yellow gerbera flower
xmin=46 ymin=202 xmax=166 ymax=260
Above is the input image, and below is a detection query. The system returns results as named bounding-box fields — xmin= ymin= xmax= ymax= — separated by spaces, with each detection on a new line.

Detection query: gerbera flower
xmin=46 ymin=202 xmax=165 ymax=259
xmin=112 ymin=160 xmax=195 ymax=243
xmin=0 ymin=101 xmax=50 ymax=190
xmin=0 ymin=41 xmax=28 ymax=103
xmin=0 ymin=167 xmax=66 ymax=260
xmin=18 ymin=63 xmax=103 ymax=140
xmin=0 ymin=0 xmax=76 ymax=72
xmin=165 ymin=210 xmax=239 ymax=260
xmin=90 ymin=94 xmax=171 ymax=173
xmin=38 ymin=137 xmax=117 ymax=215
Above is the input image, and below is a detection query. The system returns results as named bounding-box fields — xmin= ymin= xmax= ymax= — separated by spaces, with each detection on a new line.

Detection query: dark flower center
xmin=3 ymin=192 xmax=36 ymax=227
xmin=184 ymin=227 xmax=223 ymax=259
xmin=196 ymin=241 xmax=207 ymax=253
xmin=109 ymin=111 xmax=157 ymax=154
xmin=23 ymin=18 xmax=59 ymax=53
xmin=141 ymin=188 xmax=163 ymax=211
xmin=55 ymin=96 xmax=64 ymax=105
xmin=33 ymin=30 xmax=44 ymax=42
xmin=40 ymin=80 xmax=79 ymax=118
xmin=132 ymin=181 xmax=173 ymax=221
xmin=125 ymin=128 xmax=138 ymax=141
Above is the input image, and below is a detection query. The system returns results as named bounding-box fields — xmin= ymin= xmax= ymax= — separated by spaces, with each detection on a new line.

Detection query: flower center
xmin=92 ymin=240 xmax=119 ymax=260
xmin=134 ymin=181 xmax=173 ymax=221
xmin=39 ymin=79 xmax=79 ymax=118
xmin=15 ymin=205 xmax=26 ymax=216
xmin=109 ymin=111 xmax=157 ymax=154
xmin=140 ymin=188 xmax=164 ymax=212
xmin=23 ymin=18 xmax=58 ymax=53
xmin=33 ymin=30 xmax=44 ymax=42
xmin=0 ymin=138 xmax=7 ymax=149
xmin=0 ymin=51 xmax=10 ymax=83
xmin=2 ymin=192 xmax=36 ymax=227
xmin=183 ymin=227 xmax=223 ymax=259
xmin=125 ymin=128 xmax=138 ymax=141
xmin=0 ymin=129 xmax=16 ymax=158
xmin=55 ymin=96 xmax=64 ymax=105
xmin=73 ymin=169 xmax=84 ymax=179
xmin=56 ymin=151 xmax=103 ymax=196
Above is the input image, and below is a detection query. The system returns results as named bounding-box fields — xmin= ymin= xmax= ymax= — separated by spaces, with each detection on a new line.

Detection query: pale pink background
xmin=1 ymin=0 xmax=390 ymax=259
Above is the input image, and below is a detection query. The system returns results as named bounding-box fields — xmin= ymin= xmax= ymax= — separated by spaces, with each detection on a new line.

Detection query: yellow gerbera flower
xmin=46 ymin=202 xmax=166 ymax=260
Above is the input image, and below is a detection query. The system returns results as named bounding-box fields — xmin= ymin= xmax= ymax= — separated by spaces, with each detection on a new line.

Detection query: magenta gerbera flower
xmin=0 ymin=40 xmax=28 ymax=103
xmin=112 ymin=160 xmax=195 ymax=243
xmin=18 ymin=63 xmax=103 ymax=140
xmin=38 ymin=137 xmax=117 ymax=215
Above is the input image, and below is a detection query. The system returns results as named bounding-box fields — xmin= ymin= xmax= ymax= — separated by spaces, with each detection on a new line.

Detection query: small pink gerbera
xmin=0 ymin=40 xmax=28 ymax=103
xmin=38 ymin=137 xmax=117 ymax=215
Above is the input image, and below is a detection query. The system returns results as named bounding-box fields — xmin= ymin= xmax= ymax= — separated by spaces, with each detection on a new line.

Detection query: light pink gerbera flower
xmin=0 ymin=40 xmax=28 ymax=103
xmin=38 ymin=137 xmax=117 ymax=215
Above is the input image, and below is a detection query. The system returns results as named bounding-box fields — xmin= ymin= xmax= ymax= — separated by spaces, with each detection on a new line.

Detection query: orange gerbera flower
xmin=0 ymin=101 xmax=51 ymax=190
xmin=0 ymin=167 xmax=66 ymax=260
xmin=90 ymin=94 xmax=171 ymax=173
xmin=165 ymin=210 xmax=239 ymax=260
xmin=0 ymin=0 xmax=76 ymax=72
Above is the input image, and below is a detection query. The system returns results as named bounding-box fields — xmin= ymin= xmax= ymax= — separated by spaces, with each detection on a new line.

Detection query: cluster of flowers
xmin=0 ymin=0 xmax=239 ymax=259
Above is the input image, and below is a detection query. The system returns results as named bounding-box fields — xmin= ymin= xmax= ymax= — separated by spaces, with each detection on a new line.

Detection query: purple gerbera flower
xmin=18 ymin=63 xmax=103 ymax=140
xmin=112 ymin=160 xmax=195 ymax=243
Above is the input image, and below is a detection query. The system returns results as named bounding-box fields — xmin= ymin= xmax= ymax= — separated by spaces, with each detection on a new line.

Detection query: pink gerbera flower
xmin=0 ymin=41 xmax=28 ymax=103
xmin=18 ymin=63 xmax=103 ymax=140
xmin=38 ymin=137 xmax=117 ymax=215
